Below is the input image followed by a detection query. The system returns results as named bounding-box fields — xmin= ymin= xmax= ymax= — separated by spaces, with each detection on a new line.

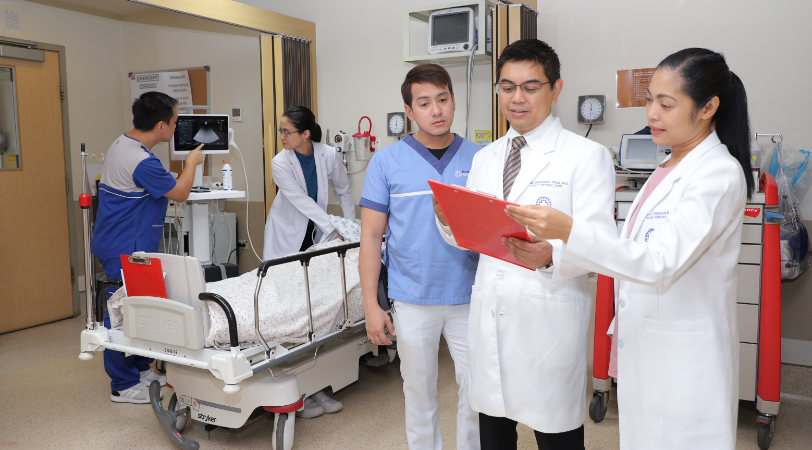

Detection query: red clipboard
xmin=120 ymin=255 xmax=168 ymax=298
xmin=429 ymin=180 xmax=534 ymax=270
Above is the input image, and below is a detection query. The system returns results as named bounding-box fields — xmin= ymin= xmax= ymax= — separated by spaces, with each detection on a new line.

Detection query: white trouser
xmin=393 ymin=300 xmax=480 ymax=450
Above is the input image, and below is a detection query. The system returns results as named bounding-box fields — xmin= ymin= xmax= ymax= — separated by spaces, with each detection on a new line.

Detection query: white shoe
xmin=111 ymin=383 xmax=150 ymax=404
xmin=313 ymin=390 xmax=343 ymax=413
xmin=140 ymin=368 xmax=166 ymax=387
xmin=295 ymin=397 xmax=325 ymax=418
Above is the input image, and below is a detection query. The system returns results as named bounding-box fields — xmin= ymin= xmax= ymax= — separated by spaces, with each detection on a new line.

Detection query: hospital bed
xmin=79 ymin=241 xmax=394 ymax=450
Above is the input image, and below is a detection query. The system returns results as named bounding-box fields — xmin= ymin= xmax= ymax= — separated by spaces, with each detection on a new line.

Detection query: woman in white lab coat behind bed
xmin=506 ymin=48 xmax=754 ymax=450
xmin=263 ymin=106 xmax=356 ymax=259
xmin=263 ymin=106 xmax=356 ymax=418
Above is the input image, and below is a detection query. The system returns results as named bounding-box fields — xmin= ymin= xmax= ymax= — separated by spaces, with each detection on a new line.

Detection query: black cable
xmin=228 ymin=247 xmax=237 ymax=263
xmin=584 ymin=124 xmax=593 ymax=138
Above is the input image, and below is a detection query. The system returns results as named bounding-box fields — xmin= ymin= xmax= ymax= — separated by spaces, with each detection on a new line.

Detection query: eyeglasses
xmin=278 ymin=128 xmax=302 ymax=137
xmin=494 ymin=81 xmax=551 ymax=95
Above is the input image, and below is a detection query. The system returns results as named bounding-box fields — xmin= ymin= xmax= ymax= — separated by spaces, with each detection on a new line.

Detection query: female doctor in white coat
xmin=506 ymin=48 xmax=754 ymax=450
xmin=263 ymin=106 xmax=355 ymax=418
xmin=263 ymin=106 xmax=355 ymax=260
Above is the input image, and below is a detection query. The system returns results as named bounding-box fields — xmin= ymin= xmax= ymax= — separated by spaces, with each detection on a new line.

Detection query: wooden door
xmin=0 ymin=50 xmax=73 ymax=333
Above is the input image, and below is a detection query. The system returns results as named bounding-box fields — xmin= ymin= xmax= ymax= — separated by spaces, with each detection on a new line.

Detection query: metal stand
xmin=80 ymin=143 xmax=104 ymax=330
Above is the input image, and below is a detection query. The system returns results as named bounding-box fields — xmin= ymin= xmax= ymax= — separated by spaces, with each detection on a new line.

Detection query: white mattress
xmin=108 ymin=240 xmax=364 ymax=349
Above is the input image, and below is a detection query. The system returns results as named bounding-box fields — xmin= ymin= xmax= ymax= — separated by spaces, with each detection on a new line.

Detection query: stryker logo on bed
xmin=138 ymin=314 xmax=180 ymax=333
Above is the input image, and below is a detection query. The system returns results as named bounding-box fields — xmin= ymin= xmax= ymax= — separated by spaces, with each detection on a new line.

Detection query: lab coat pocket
xmin=387 ymin=248 xmax=422 ymax=298
xmin=526 ymin=183 xmax=573 ymax=215
xmin=500 ymin=290 xmax=581 ymax=371
xmin=638 ymin=319 xmax=712 ymax=441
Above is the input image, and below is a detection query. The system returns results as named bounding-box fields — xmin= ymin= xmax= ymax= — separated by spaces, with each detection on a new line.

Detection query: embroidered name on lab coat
xmin=530 ymin=180 xmax=569 ymax=189
xmin=645 ymin=211 xmax=670 ymax=222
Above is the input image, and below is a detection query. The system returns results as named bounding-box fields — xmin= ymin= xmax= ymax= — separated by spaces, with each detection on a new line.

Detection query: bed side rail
xmin=256 ymin=242 xmax=361 ymax=276
xmin=253 ymin=242 xmax=361 ymax=355
xmin=198 ymin=293 xmax=239 ymax=349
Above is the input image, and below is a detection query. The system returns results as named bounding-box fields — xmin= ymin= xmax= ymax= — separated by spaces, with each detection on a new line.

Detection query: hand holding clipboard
xmin=430 ymin=180 xmax=540 ymax=270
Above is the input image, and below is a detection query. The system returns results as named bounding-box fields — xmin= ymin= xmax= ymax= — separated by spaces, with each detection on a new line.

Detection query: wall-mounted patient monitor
xmin=171 ymin=114 xmax=230 ymax=157
xmin=428 ymin=7 xmax=476 ymax=55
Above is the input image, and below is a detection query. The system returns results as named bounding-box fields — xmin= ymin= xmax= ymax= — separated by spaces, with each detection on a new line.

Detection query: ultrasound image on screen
xmin=174 ymin=115 xmax=228 ymax=151
xmin=626 ymin=138 xmax=658 ymax=160
xmin=432 ymin=12 xmax=469 ymax=46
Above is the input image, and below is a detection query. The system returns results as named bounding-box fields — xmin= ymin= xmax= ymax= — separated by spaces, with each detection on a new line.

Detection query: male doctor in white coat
xmin=434 ymin=39 xmax=616 ymax=450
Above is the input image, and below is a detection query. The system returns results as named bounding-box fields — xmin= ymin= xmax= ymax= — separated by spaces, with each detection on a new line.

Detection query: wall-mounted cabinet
xmin=403 ymin=1 xmax=494 ymax=66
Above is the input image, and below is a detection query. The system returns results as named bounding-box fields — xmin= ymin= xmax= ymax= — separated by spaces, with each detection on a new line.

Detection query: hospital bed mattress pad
xmin=107 ymin=240 xmax=365 ymax=349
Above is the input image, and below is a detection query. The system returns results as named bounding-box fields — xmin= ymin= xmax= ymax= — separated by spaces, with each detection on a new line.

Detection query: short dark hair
xmin=132 ymin=91 xmax=178 ymax=132
xmin=495 ymin=39 xmax=560 ymax=90
xmin=401 ymin=64 xmax=453 ymax=107
xmin=282 ymin=106 xmax=322 ymax=143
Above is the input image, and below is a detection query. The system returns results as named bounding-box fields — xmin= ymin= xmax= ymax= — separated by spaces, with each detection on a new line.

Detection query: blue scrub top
xmin=360 ymin=134 xmax=480 ymax=306
xmin=92 ymin=134 xmax=177 ymax=259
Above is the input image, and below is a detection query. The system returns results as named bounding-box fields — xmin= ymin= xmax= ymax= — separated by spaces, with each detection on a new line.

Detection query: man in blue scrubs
xmin=359 ymin=64 xmax=481 ymax=450
xmin=92 ymin=91 xmax=203 ymax=403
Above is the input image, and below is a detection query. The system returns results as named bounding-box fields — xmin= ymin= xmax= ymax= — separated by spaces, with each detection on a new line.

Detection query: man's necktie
xmin=503 ymin=135 xmax=526 ymax=199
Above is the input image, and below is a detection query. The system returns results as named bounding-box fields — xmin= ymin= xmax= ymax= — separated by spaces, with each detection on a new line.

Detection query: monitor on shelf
xmin=619 ymin=134 xmax=671 ymax=171
xmin=427 ymin=7 xmax=476 ymax=55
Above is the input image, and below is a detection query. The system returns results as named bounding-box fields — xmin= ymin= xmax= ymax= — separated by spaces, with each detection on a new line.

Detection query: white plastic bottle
xmin=222 ymin=160 xmax=233 ymax=190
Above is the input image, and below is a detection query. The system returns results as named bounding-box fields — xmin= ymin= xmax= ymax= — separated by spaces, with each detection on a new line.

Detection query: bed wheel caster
xmin=757 ymin=414 xmax=776 ymax=449
xmin=78 ymin=352 xmax=94 ymax=360
xmin=223 ymin=384 xmax=240 ymax=394
xmin=272 ymin=412 xmax=296 ymax=450
xmin=588 ymin=390 xmax=609 ymax=423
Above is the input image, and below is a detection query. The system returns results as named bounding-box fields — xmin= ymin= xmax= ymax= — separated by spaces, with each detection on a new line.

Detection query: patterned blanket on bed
xmin=107 ymin=240 xmax=364 ymax=349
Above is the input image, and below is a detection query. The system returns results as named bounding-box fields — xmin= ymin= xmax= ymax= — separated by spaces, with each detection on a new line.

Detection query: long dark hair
xmin=283 ymin=106 xmax=322 ymax=143
xmin=657 ymin=48 xmax=753 ymax=197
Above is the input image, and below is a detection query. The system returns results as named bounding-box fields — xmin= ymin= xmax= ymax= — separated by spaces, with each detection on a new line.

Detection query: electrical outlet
xmin=237 ymin=240 xmax=247 ymax=248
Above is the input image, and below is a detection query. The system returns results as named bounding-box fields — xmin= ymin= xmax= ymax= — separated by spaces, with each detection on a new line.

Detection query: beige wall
xmin=0 ymin=0 xmax=127 ymax=194
xmin=5 ymin=0 xmax=266 ymax=278
xmin=244 ymin=0 xmax=812 ymax=348
xmin=242 ymin=0 xmax=812 ymax=212
xmin=119 ymin=12 xmax=266 ymax=271
xmin=239 ymin=0 xmax=495 ymax=207
xmin=120 ymin=13 xmax=265 ymax=202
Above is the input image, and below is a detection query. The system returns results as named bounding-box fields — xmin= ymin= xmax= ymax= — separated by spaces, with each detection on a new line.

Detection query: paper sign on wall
xmin=474 ymin=130 xmax=493 ymax=147
xmin=616 ymin=68 xmax=655 ymax=108
xmin=129 ymin=71 xmax=192 ymax=117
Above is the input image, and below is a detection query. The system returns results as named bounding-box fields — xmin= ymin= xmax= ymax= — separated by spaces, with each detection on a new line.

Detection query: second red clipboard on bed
xmin=120 ymin=254 xmax=168 ymax=298
xmin=428 ymin=179 xmax=534 ymax=270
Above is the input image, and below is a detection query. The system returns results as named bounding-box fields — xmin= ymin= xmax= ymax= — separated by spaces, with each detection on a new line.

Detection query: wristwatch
xmin=537 ymin=261 xmax=554 ymax=271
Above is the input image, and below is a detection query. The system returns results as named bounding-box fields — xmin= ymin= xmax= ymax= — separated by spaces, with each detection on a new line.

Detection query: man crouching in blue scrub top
xmin=92 ymin=91 xmax=204 ymax=404
xmin=359 ymin=64 xmax=481 ymax=450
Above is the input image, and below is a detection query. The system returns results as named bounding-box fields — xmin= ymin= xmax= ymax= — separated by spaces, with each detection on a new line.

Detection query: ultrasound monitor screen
xmin=626 ymin=138 xmax=657 ymax=160
xmin=432 ymin=12 xmax=469 ymax=46
xmin=173 ymin=114 xmax=229 ymax=151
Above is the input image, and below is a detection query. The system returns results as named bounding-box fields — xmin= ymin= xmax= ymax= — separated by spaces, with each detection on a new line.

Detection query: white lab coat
xmin=437 ymin=116 xmax=616 ymax=433
xmin=263 ymin=142 xmax=355 ymax=260
xmin=562 ymin=131 xmax=746 ymax=449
